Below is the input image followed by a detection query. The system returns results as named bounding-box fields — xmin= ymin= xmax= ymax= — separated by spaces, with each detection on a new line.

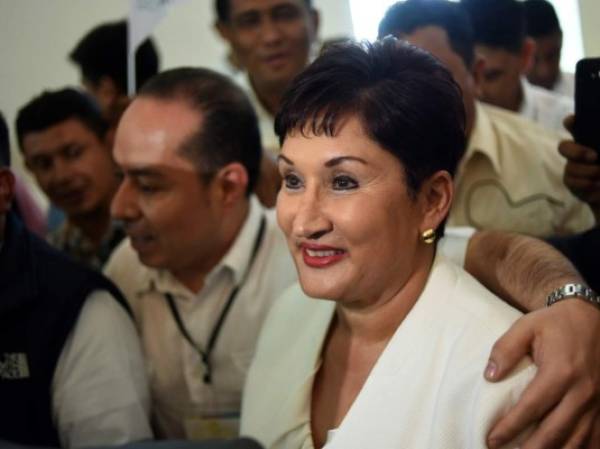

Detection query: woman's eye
xmin=283 ymin=173 xmax=302 ymax=190
xmin=332 ymin=175 xmax=358 ymax=190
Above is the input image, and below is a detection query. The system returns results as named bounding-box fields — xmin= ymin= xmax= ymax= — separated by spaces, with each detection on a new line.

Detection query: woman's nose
xmin=292 ymin=193 xmax=332 ymax=239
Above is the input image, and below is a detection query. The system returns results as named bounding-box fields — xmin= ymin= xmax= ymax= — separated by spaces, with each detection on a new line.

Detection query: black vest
xmin=0 ymin=214 xmax=129 ymax=446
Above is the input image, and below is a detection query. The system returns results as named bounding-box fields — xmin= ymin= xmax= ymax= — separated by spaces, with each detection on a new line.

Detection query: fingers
xmin=563 ymin=175 xmax=600 ymax=197
xmin=485 ymin=315 xmax=534 ymax=381
xmin=487 ymin=364 xmax=569 ymax=448
xmin=519 ymin=392 xmax=595 ymax=449
xmin=563 ymin=114 xmax=575 ymax=134
xmin=559 ymin=140 xmax=600 ymax=214
xmin=585 ymin=413 xmax=600 ymax=449
xmin=559 ymin=140 xmax=599 ymax=163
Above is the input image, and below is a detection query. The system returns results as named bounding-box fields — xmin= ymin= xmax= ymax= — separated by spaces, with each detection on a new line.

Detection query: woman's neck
xmin=335 ymin=249 xmax=434 ymax=344
xmin=311 ymin=249 xmax=435 ymax=448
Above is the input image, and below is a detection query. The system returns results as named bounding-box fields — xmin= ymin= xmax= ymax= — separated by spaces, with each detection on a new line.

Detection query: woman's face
xmin=277 ymin=116 xmax=435 ymax=307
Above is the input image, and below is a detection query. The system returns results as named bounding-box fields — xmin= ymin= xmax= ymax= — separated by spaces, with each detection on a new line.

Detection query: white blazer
xmin=241 ymin=255 xmax=536 ymax=449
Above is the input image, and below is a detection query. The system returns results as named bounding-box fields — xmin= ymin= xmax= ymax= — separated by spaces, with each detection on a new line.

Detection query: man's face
xmin=401 ymin=26 xmax=477 ymax=137
xmin=527 ymin=32 xmax=562 ymax=90
xmin=22 ymin=118 xmax=118 ymax=219
xmin=218 ymin=0 xmax=318 ymax=91
xmin=111 ymin=97 xmax=227 ymax=281
xmin=475 ymin=45 xmax=525 ymax=112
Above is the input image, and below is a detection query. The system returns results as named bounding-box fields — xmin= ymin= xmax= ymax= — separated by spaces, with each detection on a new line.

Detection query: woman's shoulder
xmin=430 ymin=255 xmax=524 ymax=334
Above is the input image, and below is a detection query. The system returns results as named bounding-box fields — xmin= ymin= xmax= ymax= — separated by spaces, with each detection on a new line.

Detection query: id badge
xmin=184 ymin=413 xmax=240 ymax=439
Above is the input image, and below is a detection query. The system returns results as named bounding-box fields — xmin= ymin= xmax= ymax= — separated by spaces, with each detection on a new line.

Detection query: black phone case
xmin=574 ymin=58 xmax=600 ymax=154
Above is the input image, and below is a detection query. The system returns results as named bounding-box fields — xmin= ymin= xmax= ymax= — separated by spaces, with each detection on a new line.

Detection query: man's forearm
xmin=464 ymin=230 xmax=585 ymax=312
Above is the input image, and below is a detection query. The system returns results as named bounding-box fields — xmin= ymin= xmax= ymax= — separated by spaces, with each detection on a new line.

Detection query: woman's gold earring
xmin=421 ymin=228 xmax=436 ymax=244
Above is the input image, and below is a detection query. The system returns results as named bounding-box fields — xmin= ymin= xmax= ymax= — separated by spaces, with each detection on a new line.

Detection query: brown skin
xmin=466 ymin=230 xmax=600 ymax=449
xmin=560 ymin=116 xmax=600 ymax=224
xmin=473 ymin=39 xmax=535 ymax=112
xmin=216 ymin=0 xmax=319 ymax=207
xmin=396 ymin=25 xmax=600 ymax=449
xmin=111 ymin=97 xmax=250 ymax=293
xmin=21 ymin=118 xmax=119 ymax=246
xmin=527 ymin=31 xmax=564 ymax=90
xmin=216 ymin=0 xmax=319 ymax=116
xmin=276 ymin=116 xmax=452 ymax=447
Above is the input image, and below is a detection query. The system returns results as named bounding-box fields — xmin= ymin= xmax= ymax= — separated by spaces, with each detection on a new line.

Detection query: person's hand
xmin=559 ymin=115 xmax=600 ymax=223
xmin=484 ymin=299 xmax=600 ymax=448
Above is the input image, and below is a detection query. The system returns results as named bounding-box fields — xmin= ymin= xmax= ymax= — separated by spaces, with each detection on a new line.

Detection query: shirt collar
xmin=136 ymin=196 xmax=264 ymax=299
xmin=462 ymin=101 xmax=503 ymax=177
xmin=218 ymin=195 xmax=264 ymax=285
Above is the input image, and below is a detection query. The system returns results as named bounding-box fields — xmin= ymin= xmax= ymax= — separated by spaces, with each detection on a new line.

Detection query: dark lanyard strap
xmin=164 ymin=214 xmax=266 ymax=384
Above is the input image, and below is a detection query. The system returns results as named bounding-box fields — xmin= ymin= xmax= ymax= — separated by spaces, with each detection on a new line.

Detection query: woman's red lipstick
xmin=300 ymin=243 xmax=346 ymax=268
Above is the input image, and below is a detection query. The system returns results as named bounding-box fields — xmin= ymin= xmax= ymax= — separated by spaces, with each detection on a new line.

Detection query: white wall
xmin=0 ymin=0 xmax=354 ymax=205
xmin=579 ymin=0 xmax=600 ymax=57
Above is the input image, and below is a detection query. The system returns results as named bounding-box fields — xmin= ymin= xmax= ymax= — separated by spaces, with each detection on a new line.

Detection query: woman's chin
xmin=298 ymin=277 xmax=344 ymax=302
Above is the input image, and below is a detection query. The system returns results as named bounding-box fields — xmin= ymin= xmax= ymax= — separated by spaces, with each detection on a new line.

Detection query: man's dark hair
xmin=460 ymin=0 xmax=526 ymax=54
xmin=0 ymin=112 xmax=9 ymax=168
xmin=70 ymin=20 xmax=159 ymax=94
xmin=275 ymin=38 xmax=466 ymax=236
xmin=378 ymin=0 xmax=475 ymax=68
xmin=16 ymin=88 xmax=108 ymax=150
xmin=139 ymin=67 xmax=262 ymax=195
xmin=215 ymin=0 xmax=312 ymax=22
xmin=523 ymin=0 xmax=562 ymax=38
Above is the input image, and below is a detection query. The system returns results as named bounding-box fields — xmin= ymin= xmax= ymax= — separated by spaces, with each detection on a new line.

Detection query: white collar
xmin=137 ymin=196 xmax=264 ymax=299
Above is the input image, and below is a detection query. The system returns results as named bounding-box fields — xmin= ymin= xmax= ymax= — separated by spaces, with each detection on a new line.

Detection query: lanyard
xmin=164 ymin=215 xmax=266 ymax=384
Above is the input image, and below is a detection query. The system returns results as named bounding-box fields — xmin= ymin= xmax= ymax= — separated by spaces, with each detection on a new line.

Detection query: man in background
xmin=16 ymin=88 xmax=123 ymax=268
xmin=70 ymin=19 xmax=159 ymax=145
xmin=523 ymin=0 xmax=575 ymax=96
xmin=460 ymin=0 xmax=572 ymax=132
xmin=0 ymin=113 xmax=152 ymax=448
xmin=379 ymin=0 xmax=593 ymax=236
xmin=215 ymin=0 xmax=319 ymax=205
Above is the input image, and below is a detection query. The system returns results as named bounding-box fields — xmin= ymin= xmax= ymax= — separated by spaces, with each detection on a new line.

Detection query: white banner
xmin=127 ymin=0 xmax=189 ymax=95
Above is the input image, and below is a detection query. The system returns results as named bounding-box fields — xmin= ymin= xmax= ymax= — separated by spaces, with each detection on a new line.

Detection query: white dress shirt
xmin=52 ymin=290 xmax=153 ymax=448
xmin=104 ymin=197 xmax=297 ymax=439
xmin=241 ymin=255 xmax=536 ymax=449
xmin=520 ymin=77 xmax=573 ymax=133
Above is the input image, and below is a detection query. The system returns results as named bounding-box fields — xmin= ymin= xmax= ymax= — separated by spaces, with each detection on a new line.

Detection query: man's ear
xmin=92 ymin=76 xmax=120 ymax=118
xmin=520 ymin=37 xmax=536 ymax=74
xmin=309 ymin=8 xmax=320 ymax=38
xmin=418 ymin=170 xmax=454 ymax=233
xmin=0 ymin=168 xmax=16 ymax=215
xmin=215 ymin=21 xmax=232 ymax=44
xmin=213 ymin=162 xmax=249 ymax=208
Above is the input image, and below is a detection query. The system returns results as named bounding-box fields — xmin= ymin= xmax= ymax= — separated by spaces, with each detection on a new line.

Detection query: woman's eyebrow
xmin=324 ymin=156 xmax=367 ymax=167
xmin=277 ymin=154 xmax=294 ymax=165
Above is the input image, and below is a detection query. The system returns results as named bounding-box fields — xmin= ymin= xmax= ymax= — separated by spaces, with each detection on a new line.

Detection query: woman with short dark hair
xmin=241 ymin=38 xmax=535 ymax=448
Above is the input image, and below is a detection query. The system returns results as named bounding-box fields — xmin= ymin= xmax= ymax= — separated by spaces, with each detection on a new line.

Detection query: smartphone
xmin=573 ymin=57 xmax=600 ymax=155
